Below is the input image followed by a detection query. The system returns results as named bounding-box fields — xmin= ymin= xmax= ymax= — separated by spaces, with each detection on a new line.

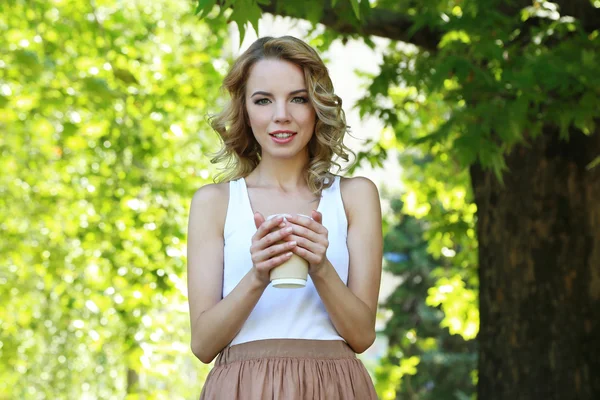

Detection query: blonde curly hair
xmin=208 ymin=36 xmax=354 ymax=195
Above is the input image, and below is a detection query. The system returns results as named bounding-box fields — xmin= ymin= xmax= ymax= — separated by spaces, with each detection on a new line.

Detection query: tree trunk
xmin=471 ymin=129 xmax=600 ymax=400
xmin=127 ymin=367 xmax=139 ymax=394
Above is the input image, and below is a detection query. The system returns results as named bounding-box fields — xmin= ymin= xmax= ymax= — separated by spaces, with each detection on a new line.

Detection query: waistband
xmin=215 ymin=339 xmax=356 ymax=366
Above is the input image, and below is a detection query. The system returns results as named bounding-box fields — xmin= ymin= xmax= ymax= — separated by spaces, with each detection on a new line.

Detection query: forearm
xmin=191 ymin=271 xmax=267 ymax=363
xmin=310 ymin=260 xmax=376 ymax=353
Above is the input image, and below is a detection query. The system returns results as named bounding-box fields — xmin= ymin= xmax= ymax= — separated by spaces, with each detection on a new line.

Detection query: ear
xmin=253 ymin=212 xmax=265 ymax=230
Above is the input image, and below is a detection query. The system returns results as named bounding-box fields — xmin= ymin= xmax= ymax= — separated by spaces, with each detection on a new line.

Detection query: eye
xmin=254 ymin=98 xmax=271 ymax=105
xmin=291 ymin=96 xmax=308 ymax=104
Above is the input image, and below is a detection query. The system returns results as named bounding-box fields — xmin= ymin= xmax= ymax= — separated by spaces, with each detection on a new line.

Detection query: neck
xmin=248 ymin=151 xmax=309 ymax=191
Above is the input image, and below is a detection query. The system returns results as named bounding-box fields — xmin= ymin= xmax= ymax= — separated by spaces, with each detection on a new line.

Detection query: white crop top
xmin=222 ymin=175 xmax=349 ymax=346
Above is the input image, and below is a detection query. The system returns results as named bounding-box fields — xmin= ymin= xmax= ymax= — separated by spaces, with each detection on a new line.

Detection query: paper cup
xmin=266 ymin=214 xmax=310 ymax=288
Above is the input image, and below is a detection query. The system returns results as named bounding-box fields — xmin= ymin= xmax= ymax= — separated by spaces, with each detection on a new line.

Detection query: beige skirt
xmin=199 ymin=339 xmax=378 ymax=400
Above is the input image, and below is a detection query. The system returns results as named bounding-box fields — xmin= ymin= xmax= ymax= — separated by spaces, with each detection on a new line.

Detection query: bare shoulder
xmin=192 ymin=181 xmax=229 ymax=204
xmin=339 ymin=176 xmax=381 ymax=223
xmin=339 ymin=175 xmax=379 ymax=194
xmin=191 ymin=181 xmax=229 ymax=210
xmin=189 ymin=181 xmax=230 ymax=234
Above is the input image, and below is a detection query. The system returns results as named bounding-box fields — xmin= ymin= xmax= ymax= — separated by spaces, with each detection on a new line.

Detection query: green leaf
xmin=229 ymin=0 xmax=262 ymax=44
xmin=113 ymin=68 xmax=139 ymax=84
xmin=587 ymin=156 xmax=600 ymax=170
xmin=247 ymin=0 xmax=262 ymax=36
xmin=410 ymin=117 xmax=455 ymax=146
xmin=558 ymin=112 xmax=573 ymax=139
xmin=13 ymin=50 xmax=43 ymax=74
xmin=195 ymin=0 xmax=217 ymax=18
xmin=349 ymin=0 xmax=360 ymax=19
xmin=306 ymin=3 xmax=324 ymax=24
xmin=82 ymin=77 xmax=115 ymax=99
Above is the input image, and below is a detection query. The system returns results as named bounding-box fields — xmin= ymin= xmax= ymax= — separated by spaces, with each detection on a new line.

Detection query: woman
xmin=187 ymin=36 xmax=382 ymax=399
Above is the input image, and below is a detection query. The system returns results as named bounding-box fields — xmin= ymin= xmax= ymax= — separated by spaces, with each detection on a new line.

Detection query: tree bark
xmin=471 ymin=129 xmax=600 ymax=399
xmin=257 ymin=0 xmax=600 ymax=52
xmin=127 ymin=367 xmax=139 ymax=393
xmin=257 ymin=1 xmax=441 ymax=51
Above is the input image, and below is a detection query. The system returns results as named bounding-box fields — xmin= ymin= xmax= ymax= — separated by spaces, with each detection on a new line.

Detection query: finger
xmin=288 ymin=214 xmax=327 ymax=235
xmin=258 ymin=225 xmax=294 ymax=250
xmin=283 ymin=223 xmax=322 ymax=243
xmin=282 ymin=234 xmax=323 ymax=254
xmin=253 ymin=212 xmax=265 ymax=230
xmin=312 ymin=210 xmax=323 ymax=224
xmin=255 ymin=251 xmax=294 ymax=271
xmin=291 ymin=246 xmax=319 ymax=265
xmin=252 ymin=240 xmax=297 ymax=263
xmin=254 ymin=215 xmax=285 ymax=240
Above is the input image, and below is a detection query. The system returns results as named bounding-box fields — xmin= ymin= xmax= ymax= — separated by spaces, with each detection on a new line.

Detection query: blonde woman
xmin=187 ymin=36 xmax=382 ymax=399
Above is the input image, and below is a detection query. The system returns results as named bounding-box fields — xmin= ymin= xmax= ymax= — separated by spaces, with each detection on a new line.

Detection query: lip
xmin=269 ymin=130 xmax=296 ymax=135
xmin=270 ymin=132 xmax=296 ymax=144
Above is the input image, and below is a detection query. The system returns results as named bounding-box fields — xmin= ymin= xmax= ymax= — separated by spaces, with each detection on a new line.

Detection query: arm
xmin=311 ymin=260 xmax=377 ymax=353
xmin=187 ymin=186 xmax=295 ymax=363
xmin=314 ymin=177 xmax=382 ymax=353
xmin=285 ymin=177 xmax=383 ymax=353
xmin=186 ymin=184 xmax=263 ymax=363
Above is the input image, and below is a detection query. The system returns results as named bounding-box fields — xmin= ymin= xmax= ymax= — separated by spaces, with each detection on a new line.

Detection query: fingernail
xmin=279 ymin=222 xmax=286 ymax=228
xmin=285 ymin=227 xmax=293 ymax=232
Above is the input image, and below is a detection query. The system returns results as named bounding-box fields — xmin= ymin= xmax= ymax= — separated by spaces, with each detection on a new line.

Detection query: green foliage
xmin=197 ymin=0 xmax=369 ymax=43
xmin=376 ymin=199 xmax=476 ymax=399
xmin=356 ymin=75 xmax=480 ymax=346
xmin=0 ymin=0 xmax=227 ymax=397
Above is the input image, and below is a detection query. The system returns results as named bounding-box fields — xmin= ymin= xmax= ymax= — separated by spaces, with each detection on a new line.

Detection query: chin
xmin=272 ymin=150 xmax=304 ymax=159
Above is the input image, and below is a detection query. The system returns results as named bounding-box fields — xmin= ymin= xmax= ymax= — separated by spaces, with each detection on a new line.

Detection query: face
xmin=245 ymin=58 xmax=316 ymax=159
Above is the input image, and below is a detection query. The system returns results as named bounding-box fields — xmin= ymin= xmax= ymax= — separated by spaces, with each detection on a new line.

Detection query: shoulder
xmin=339 ymin=175 xmax=378 ymax=193
xmin=191 ymin=181 xmax=229 ymax=207
xmin=339 ymin=176 xmax=381 ymax=224
xmin=189 ymin=181 xmax=230 ymax=234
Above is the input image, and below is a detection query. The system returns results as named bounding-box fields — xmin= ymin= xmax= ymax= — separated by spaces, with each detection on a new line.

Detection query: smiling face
xmin=245 ymin=58 xmax=317 ymax=159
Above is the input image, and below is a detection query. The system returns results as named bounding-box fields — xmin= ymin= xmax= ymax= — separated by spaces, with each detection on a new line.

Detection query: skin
xmin=187 ymin=58 xmax=383 ymax=364
xmin=245 ymin=58 xmax=316 ymax=164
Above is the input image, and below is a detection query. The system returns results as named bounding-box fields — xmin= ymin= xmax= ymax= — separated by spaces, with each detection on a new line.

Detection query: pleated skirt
xmin=199 ymin=339 xmax=378 ymax=400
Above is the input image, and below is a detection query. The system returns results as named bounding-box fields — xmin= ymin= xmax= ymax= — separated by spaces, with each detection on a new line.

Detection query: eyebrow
xmin=250 ymin=89 xmax=308 ymax=98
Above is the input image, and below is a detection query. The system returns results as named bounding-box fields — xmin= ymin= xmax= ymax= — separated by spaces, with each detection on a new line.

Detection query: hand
xmin=250 ymin=213 xmax=298 ymax=285
xmin=282 ymin=210 xmax=329 ymax=274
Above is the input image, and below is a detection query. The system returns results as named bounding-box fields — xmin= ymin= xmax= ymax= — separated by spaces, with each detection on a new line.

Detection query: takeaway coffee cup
xmin=266 ymin=214 xmax=311 ymax=288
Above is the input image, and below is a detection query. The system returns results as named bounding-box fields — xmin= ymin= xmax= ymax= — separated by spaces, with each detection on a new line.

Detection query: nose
xmin=273 ymin=102 xmax=291 ymax=124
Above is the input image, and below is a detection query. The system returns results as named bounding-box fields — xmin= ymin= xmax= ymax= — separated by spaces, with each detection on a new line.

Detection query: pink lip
xmin=269 ymin=130 xmax=296 ymax=135
xmin=270 ymin=132 xmax=296 ymax=144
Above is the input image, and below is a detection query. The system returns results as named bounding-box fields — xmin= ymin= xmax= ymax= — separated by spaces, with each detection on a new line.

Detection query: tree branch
xmin=258 ymin=1 xmax=441 ymax=52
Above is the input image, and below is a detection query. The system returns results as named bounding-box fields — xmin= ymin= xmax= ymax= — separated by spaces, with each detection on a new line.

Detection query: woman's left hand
xmin=283 ymin=210 xmax=329 ymax=274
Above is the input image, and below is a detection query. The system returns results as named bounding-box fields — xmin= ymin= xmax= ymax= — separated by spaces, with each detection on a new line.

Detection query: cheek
xmin=247 ymin=106 xmax=270 ymax=129
xmin=297 ymin=107 xmax=316 ymax=128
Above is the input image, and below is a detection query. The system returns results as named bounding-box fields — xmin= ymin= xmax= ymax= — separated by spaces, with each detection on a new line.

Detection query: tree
xmin=377 ymin=197 xmax=476 ymax=400
xmin=196 ymin=0 xmax=600 ymax=398
xmin=0 ymin=0 xmax=226 ymax=397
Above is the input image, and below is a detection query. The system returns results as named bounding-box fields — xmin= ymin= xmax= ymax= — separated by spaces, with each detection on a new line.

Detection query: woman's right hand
xmin=250 ymin=213 xmax=297 ymax=285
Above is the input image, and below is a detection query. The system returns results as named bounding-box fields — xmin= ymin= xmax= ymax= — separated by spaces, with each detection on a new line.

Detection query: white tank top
xmin=223 ymin=175 xmax=349 ymax=346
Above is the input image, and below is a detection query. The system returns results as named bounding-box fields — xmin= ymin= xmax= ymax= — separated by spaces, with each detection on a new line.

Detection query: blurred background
xmin=1 ymin=0 xmax=598 ymax=399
